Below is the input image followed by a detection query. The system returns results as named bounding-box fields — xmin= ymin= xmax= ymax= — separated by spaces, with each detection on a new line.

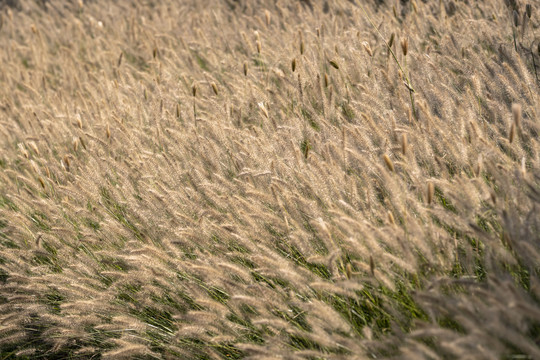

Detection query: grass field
xmin=0 ymin=0 xmax=539 ymax=358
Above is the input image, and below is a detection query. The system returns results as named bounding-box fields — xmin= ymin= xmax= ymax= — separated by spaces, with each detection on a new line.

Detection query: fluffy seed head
xmin=28 ymin=141 xmax=39 ymax=155
xmin=38 ymin=176 xmax=45 ymax=189
xmin=362 ymin=41 xmax=373 ymax=57
xmin=76 ymin=113 xmax=83 ymax=129
xmin=512 ymin=103 xmax=521 ymax=128
xmin=264 ymin=9 xmax=271 ymax=26
xmin=387 ymin=211 xmax=395 ymax=225
xmin=258 ymin=102 xmax=269 ymax=119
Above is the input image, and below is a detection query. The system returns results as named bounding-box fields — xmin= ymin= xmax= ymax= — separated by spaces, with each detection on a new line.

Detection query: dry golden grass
xmin=0 ymin=0 xmax=539 ymax=358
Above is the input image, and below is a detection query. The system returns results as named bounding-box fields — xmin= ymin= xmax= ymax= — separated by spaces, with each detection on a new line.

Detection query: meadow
xmin=0 ymin=0 xmax=539 ymax=358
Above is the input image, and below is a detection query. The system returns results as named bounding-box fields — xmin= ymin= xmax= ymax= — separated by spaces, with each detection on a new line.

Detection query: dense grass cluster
xmin=0 ymin=0 xmax=539 ymax=358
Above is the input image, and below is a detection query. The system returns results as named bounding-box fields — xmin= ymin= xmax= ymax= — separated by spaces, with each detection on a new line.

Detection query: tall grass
xmin=0 ymin=0 xmax=539 ymax=358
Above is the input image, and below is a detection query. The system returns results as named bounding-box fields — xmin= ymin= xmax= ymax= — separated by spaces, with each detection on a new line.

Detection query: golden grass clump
xmin=0 ymin=0 xmax=539 ymax=359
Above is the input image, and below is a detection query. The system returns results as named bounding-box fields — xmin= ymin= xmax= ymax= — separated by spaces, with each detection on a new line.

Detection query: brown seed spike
xmin=490 ymin=191 xmax=497 ymax=204
xmin=243 ymin=62 xmax=248 ymax=76
xmin=427 ymin=181 xmax=435 ymax=205
xmin=303 ymin=140 xmax=310 ymax=159
xmin=509 ymin=122 xmax=516 ymax=143
xmin=401 ymin=38 xmax=408 ymax=56
xmin=401 ymin=133 xmax=408 ymax=155
xmin=329 ymin=60 xmax=339 ymax=69
xmin=192 ymin=83 xmax=197 ymax=97
xmin=526 ymin=4 xmax=532 ymax=19
xmin=291 ymin=58 xmax=296 ymax=72
xmin=106 ymin=124 xmax=111 ymax=139
xmin=38 ymin=177 xmax=45 ymax=189
xmin=211 ymin=82 xmax=219 ymax=96
xmin=369 ymin=255 xmax=375 ymax=276
xmin=256 ymin=40 xmax=261 ymax=54
xmin=388 ymin=33 xmax=395 ymax=48
xmin=383 ymin=154 xmax=395 ymax=172
xmin=324 ymin=73 xmax=329 ymax=87
xmin=63 ymin=155 xmax=70 ymax=172
xmin=513 ymin=10 xmax=519 ymax=27
xmin=79 ymin=136 xmax=87 ymax=150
